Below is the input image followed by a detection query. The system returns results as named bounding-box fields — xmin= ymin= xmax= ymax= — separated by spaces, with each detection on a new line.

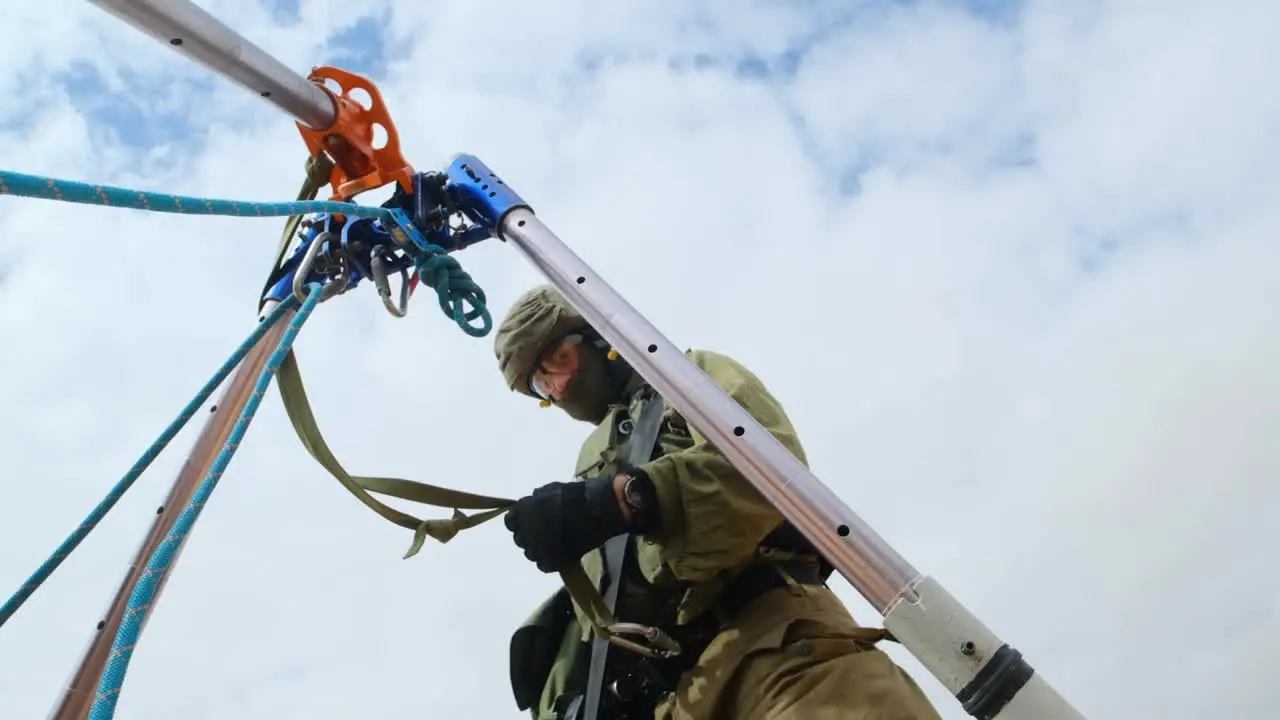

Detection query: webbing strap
xmin=275 ymin=349 xmax=628 ymax=639
xmin=258 ymin=153 xmax=336 ymax=314
xmin=562 ymin=564 xmax=615 ymax=631
xmin=584 ymin=533 xmax=630 ymax=719
xmin=275 ymin=350 xmax=514 ymax=557
xmin=583 ymin=388 xmax=667 ymax=720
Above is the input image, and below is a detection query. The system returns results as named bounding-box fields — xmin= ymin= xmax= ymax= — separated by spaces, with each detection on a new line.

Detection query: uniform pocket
xmin=510 ymin=588 xmax=577 ymax=711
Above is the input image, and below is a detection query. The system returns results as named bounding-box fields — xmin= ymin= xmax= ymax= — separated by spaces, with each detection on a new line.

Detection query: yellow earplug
xmin=607 ymin=348 xmax=619 ymax=361
xmin=539 ymin=399 xmax=552 ymax=408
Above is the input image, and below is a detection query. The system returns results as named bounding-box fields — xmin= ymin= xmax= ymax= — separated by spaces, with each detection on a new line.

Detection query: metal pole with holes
xmin=51 ymin=3 xmax=340 ymax=716
xmin=53 ymin=6 xmax=335 ymax=719
xmin=494 ymin=205 xmax=1087 ymax=720
xmin=47 ymin=303 xmax=291 ymax=720
xmin=87 ymin=0 xmax=336 ymax=129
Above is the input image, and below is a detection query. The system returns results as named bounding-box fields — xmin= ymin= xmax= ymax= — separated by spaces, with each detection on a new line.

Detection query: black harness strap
xmin=582 ymin=390 xmax=666 ymax=720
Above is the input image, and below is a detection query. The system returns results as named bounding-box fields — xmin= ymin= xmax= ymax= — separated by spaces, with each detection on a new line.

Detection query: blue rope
xmin=0 ymin=169 xmax=389 ymax=222
xmin=87 ymin=283 xmax=325 ymax=720
xmin=376 ymin=207 xmax=493 ymax=336
xmin=0 ymin=169 xmax=493 ymax=336
xmin=0 ymin=299 xmax=300 ymax=630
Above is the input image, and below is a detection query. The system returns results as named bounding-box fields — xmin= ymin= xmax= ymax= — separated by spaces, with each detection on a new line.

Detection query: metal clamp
xmin=370 ymin=250 xmax=410 ymax=318
xmin=604 ymin=623 xmax=682 ymax=659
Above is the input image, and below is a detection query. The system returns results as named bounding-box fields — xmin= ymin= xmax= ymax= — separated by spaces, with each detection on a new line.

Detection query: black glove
xmin=503 ymin=475 xmax=630 ymax=573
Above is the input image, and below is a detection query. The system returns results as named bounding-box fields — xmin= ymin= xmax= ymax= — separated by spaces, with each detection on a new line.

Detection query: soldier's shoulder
xmin=685 ymin=347 xmax=737 ymax=366
xmin=684 ymin=348 xmax=756 ymax=377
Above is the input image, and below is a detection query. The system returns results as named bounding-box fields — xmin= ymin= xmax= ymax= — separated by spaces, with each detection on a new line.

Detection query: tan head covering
xmin=493 ymin=284 xmax=593 ymax=399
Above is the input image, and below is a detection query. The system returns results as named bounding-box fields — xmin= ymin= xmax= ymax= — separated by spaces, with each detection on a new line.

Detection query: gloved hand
xmin=503 ymin=475 xmax=630 ymax=573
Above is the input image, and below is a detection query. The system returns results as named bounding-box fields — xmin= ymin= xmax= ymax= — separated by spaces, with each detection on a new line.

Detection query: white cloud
xmin=2 ymin=0 xmax=1278 ymax=718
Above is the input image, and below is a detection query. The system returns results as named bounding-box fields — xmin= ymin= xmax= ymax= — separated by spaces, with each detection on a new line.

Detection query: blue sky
xmin=43 ymin=6 xmax=408 ymax=165
xmin=39 ymin=0 xmax=1030 ymax=189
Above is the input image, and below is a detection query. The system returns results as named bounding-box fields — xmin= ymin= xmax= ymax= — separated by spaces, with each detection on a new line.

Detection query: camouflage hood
xmin=493 ymin=284 xmax=593 ymax=399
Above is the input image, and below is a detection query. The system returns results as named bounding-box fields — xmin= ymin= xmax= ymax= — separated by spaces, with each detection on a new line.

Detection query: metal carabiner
xmin=604 ymin=622 xmax=682 ymax=659
xmin=370 ymin=250 xmax=410 ymax=318
xmin=292 ymin=231 xmax=349 ymax=303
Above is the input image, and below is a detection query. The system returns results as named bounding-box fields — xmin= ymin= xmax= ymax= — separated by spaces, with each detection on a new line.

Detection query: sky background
xmin=1 ymin=0 xmax=1277 ymax=718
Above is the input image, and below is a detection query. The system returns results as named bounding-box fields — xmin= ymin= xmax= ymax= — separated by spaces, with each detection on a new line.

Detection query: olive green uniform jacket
xmin=511 ymin=349 xmax=941 ymax=720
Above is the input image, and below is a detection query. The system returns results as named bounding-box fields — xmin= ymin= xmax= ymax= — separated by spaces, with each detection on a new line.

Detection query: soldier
xmin=495 ymin=284 xmax=941 ymax=720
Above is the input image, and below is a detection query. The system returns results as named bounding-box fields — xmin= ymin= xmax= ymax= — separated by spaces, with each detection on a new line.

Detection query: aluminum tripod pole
xmin=496 ymin=206 xmax=1087 ymax=720
xmin=57 ymin=5 xmax=334 ymax=716
xmin=48 ymin=304 xmax=292 ymax=720
xmin=85 ymin=0 xmax=336 ymax=130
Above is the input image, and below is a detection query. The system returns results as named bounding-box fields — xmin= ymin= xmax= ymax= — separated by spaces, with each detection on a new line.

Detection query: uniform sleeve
xmin=636 ymin=349 xmax=808 ymax=583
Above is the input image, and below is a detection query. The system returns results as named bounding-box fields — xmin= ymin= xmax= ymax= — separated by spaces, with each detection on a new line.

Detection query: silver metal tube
xmin=48 ymin=302 xmax=292 ymax=720
xmin=86 ymin=0 xmax=336 ymax=130
xmin=498 ymin=208 xmax=919 ymax=613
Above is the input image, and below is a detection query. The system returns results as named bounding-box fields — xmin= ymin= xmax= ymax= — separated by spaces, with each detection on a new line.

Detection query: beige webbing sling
xmin=264 ymin=157 xmax=626 ymax=646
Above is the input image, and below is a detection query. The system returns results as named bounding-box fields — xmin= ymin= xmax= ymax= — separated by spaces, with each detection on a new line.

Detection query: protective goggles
xmin=528 ymin=333 xmax=584 ymax=401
